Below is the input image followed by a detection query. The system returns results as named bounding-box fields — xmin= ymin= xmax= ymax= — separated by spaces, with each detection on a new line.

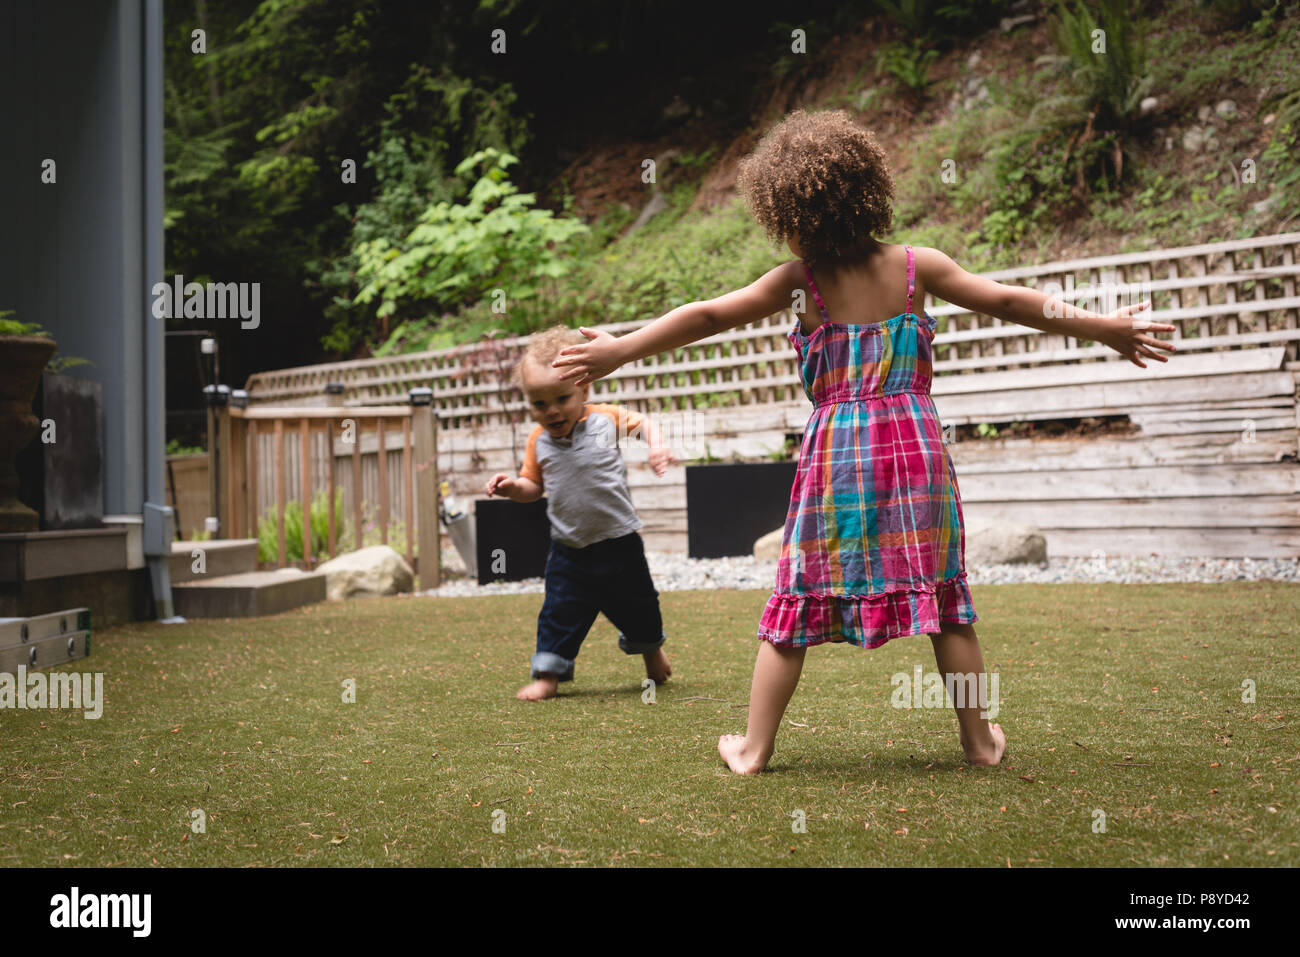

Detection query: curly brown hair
xmin=513 ymin=324 xmax=588 ymax=388
xmin=735 ymin=109 xmax=895 ymax=265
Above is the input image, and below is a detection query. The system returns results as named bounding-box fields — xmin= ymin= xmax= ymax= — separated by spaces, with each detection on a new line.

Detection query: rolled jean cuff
xmin=531 ymin=651 xmax=575 ymax=682
xmin=618 ymin=631 xmax=666 ymax=655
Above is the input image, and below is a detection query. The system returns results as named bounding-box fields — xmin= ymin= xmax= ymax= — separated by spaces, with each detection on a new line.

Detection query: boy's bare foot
xmin=963 ymin=722 xmax=1007 ymax=765
xmin=643 ymin=648 xmax=672 ymax=684
xmin=717 ymin=733 xmax=770 ymax=775
xmin=517 ymin=675 xmax=559 ymax=701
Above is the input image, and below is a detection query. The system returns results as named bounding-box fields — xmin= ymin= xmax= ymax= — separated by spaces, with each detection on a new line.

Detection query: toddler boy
xmin=485 ymin=325 xmax=676 ymax=700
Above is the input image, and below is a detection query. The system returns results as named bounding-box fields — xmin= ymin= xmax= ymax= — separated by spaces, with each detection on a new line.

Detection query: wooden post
xmin=351 ymin=417 xmax=362 ymax=552
xmin=1224 ymin=250 xmax=1239 ymax=338
xmin=1195 ymin=255 xmax=1212 ymax=339
xmin=1252 ymin=250 xmax=1267 ymax=326
xmin=300 ymin=418 xmax=312 ymax=569
xmin=215 ymin=402 xmax=233 ymax=538
xmin=1166 ymin=260 xmax=1183 ymax=342
xmin=412 ymin=402 xmax=441 ymax=590
xmin=1283 ymin=246 xmax=1298 ymax=363
xmin=403 ymin=416 xmax=413 ymax=566
xmin=327 ymin=419 xmax=337 ymax=558
xmin=274 ymin=418 xmax=286 ymax=567
xmin=377 ymin=417 xmax=389 ymax=546
xmin=228 ymin=415 xmax=246 ymax=539
xmin=206 ymin=398 xmax=218 ymax=536
xmin=248 ymin=419 xmax=260 ymax=550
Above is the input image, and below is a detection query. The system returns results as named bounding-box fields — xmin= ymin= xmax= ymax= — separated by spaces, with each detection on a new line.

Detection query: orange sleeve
xmin=586 ymin=403 xmax=645 ymax=438
xmin=520 ymin=426 xmax=544 ymax=485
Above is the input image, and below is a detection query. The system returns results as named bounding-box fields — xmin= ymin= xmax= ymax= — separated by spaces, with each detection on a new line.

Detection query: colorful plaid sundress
xmin=757 ymin=244 xmax=978 ymax=649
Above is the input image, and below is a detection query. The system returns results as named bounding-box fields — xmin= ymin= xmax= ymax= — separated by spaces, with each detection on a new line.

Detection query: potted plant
xmin=0 ymin=312 xmax=58 ymax=531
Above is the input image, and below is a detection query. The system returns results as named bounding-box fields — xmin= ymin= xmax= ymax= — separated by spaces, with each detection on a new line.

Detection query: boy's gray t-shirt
xmin=520 ymin=404 xmax=644 ymax=549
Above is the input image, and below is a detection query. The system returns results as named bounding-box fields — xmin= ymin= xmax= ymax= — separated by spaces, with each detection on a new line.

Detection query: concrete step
xmin=169 ymin=539 xmax=259 ymax=583
xmin=172 ymin=568 xmax=326 ymax=618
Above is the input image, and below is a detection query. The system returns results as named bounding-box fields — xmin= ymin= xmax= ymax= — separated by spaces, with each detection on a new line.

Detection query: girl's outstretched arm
xmin=553 ymin=260 xmax=804 ymax=385
xmin=915 ymin=247 xmax=1179 ymax=368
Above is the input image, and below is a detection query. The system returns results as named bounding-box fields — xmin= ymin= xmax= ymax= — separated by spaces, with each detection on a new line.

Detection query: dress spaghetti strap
xmin=802 ymin=248 xmax=918 ymax=325
xmin=800 ymin=260 xmax=830 ymax=321
xmin=905 ymin=244 xmax=915 ymax=317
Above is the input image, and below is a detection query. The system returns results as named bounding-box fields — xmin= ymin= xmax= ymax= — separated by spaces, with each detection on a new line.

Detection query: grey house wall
xmin=0 ymin=0 xmax=173 ymax=617
xmin=1 ymin=0 xmax=161 ymax=517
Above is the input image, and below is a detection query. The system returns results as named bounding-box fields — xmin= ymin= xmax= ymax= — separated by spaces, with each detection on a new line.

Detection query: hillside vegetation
xmin=161 ymin=0 xmax=1300 ymax=373
xmin=368 ymin=0 xmax=1300 ymax=355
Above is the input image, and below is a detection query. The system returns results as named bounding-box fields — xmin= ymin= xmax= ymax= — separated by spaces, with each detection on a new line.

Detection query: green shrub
xmin=257 ymin=490 xmax=346 ymax=564
xmin=353 ymin=147 xmax=589 ymax=337
xmin=0 ymin=312 xmax=49 ymax=336
xmin=1194 ymin=0 xmax=1287 ymax=29
xmin=1035 ymin=0 xmax=1152 ymax=134
xmin=1027 ymin=0 xmax=1151 ymax=192
xmin=1262 ymin=89 xmax=1300 ymax=214
xmin=876 ymin=41 xmax=940 ymax=99
xmin=166 ymin=439 xmax=205 ymax=456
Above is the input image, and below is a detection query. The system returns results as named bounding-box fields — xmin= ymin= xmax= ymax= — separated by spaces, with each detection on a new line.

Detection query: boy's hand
xmin=648 ymin=446 xmax=678 ymax=477
xmin=552 ymin=327 xmax=623 ymax=386
xmin=1096 ymin=302 xmax=1178 ymax=368
xmin=485 ymin=473 xmax=518 ymax=499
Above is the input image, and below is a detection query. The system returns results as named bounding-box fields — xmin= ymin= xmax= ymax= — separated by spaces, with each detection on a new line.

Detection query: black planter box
xmin=475 ymin=498 xmax=551 ymax=585
xmin=686 ymin=461 xmax=797 ymax=559
xmin=16 ymin=373 xmax=104 ymax=530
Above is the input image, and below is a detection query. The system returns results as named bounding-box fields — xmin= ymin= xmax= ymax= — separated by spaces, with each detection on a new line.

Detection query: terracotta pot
xmin=0 ymin=335 xmax=57 ymax=532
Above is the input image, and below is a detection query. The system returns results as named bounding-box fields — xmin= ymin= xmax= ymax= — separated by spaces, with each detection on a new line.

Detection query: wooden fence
xmin=391 ymin=358 xmax=1300 ymax=559
xmin=231 ymin=232 xmax=1300 ymax=559
xmin=165 ymin=453 xmax=210 ymax=539
xmin=210 ymin=403 xmax=443 ymax=588
xmin=244 ymin=232 xmax=1300 ymax=420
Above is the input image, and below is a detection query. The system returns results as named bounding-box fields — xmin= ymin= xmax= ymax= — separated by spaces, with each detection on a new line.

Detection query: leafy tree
xmin=353 ymin=148 xmax=589 ymax=343
xmin=310 ymin=64 xmax=530 ymax=354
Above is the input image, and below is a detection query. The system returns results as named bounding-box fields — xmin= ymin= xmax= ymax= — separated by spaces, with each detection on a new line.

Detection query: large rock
xmin=754 ymin=527 xmax=784 ymax=561
xmin=315 ymin=545 xmax=415 ymax=600
xmin=964 ymin=517 xmax=1047 ymax=566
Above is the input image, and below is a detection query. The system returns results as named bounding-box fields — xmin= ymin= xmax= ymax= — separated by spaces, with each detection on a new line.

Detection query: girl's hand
xmin=552 ymin=328 xmax=624 ymax=385
xmin=1096 ymin=302 xmax=1178 ymax=368
xmin=648 ymin=446 xmax=678 ymax=477
xmin=485 ymin=473 xmax=516 ymax=498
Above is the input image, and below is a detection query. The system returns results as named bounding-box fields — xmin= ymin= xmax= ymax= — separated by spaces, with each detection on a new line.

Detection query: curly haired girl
xmin=552 ymin=108 xmax=1177 ymax=773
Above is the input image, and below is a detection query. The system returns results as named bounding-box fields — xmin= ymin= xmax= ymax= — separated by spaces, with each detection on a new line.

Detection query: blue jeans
xmin=531 ymin=532 xmax=665 ymax=681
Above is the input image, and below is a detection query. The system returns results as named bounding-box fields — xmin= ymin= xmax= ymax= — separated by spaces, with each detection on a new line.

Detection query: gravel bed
xmin=422 ymin=552 xmax=1300 ymax=598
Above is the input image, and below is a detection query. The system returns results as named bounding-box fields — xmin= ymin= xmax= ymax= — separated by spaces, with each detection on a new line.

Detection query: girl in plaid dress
xmin=552 ymin=109 xmax=1175 ymax=774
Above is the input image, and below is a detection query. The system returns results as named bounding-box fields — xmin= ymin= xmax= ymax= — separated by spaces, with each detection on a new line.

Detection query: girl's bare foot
xmin=963 ymin=722 xmax=1007 ymax=765
xmin=517 ymin=675 xmax=559 ymax=701
xmin=717 ymin=733 xmax=770 ymax=775
xmin=643 ymin=648 xmax=672 ymax=684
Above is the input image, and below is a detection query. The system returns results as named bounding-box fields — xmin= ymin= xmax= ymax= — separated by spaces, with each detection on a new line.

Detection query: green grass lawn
xmin=2 ymin=583 xmax=1296 ymax=867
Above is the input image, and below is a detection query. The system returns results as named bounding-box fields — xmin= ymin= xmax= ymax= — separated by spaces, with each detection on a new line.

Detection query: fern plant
xmin=1028 ymin=0 xmax=1153 ymax=188
xmin=875 ymin=41 xmax=940 ymax=100
xmin=0 ymin=312 xmax=49 ymax=336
